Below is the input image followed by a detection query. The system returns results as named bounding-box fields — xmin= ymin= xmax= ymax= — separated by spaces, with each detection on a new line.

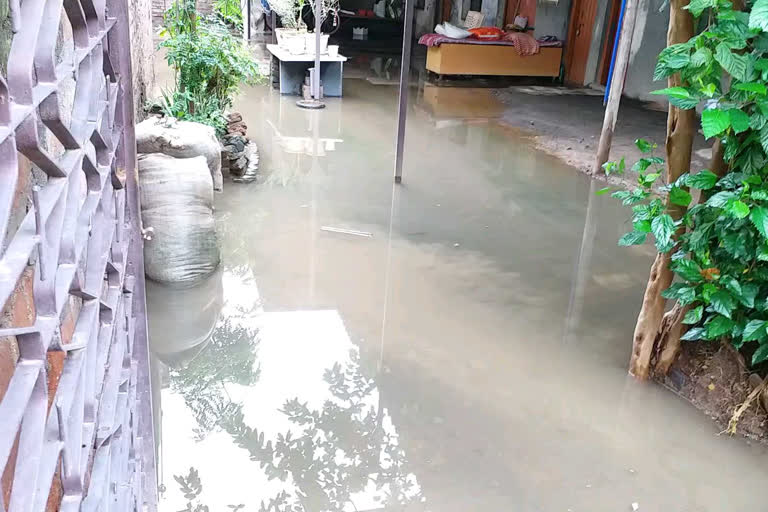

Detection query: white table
xmin=267 ymin=44 xmax=348 ymax=97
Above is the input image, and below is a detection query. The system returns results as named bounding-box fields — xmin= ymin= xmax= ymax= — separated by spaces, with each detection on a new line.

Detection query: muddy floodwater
xmin=147 ymin=73 xmax=768 ymax=511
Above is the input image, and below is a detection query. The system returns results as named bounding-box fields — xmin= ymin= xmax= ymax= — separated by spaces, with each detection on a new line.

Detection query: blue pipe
xmin=604 ymin=0 xmax=627 ymax=104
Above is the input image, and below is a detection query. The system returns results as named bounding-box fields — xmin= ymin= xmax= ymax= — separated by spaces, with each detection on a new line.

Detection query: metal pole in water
xmin=297 ymin=0 xmax=326 ymax=108
xmin=313 ymin=0 xmax=321 ymax=99
xmin=393 ymin=0 xmax=414 ymax=184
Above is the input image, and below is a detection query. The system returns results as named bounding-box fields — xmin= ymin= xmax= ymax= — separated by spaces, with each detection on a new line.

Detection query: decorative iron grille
xmin=0 ymin=0 xmax=156 ymax=508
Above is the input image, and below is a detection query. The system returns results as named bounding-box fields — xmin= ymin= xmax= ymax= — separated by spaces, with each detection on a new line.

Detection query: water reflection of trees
xmin=173 ymin=351 xmax=423 ymax=511
xmin=170 ymin=318 xmax=261 ymax=440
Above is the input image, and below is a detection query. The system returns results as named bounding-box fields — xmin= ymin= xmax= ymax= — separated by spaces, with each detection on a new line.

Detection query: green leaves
xmin=671 ymin=258 xmax=704 ymax=283
xmin=618 ymin=231 xmax=648 ymax=246
xmin=602 ymin=157 xmax=626 ymax=175
xmin=743 ymin=320 xmax=768 ymax=342
xmin=706 ymin=190 xmax=738 ymax=207
xmin=595 ymin=186 xmax=612 ymax=195
xmin=607 ymin=1 xmax=768 ymax=365
xmin=651 ymin=214 xmax=676 ymax=251
xmin=750 ymin=206 xmax=768 ymax=238
xmin=632 ymin=156 xmax=665 ymax=172
xmin=753 ymin=343 xmax=768 ymax=365
xmin=728 ymin=108 xmax=750 ymax=134
xmin=725 ymin=199 xmax=750 ymax=219
xmin=650 ymin=87 xmax=699 ymax=109
xmin=663 ymin=283 xmax=697 ymax=305
xmin=683 ymin=305 xmax=704 ymax=324
xmin=669 ymin=186 xmax=692 ymax=207
xmin=715 ymin=43 xmax=749 ymax=82
xmin=634 ymin=139 xmax=655 ymax=153
xmin=750 ymin=0 xmax=768 ymax=32
xmin=739 ymin=283 xmax=759 ymax=308
xmin=706 ymin=315 xmax=735 ymax=338
xmin=682 ymin=327 xmax=706 ymax=341
xmin=654 ymin=44 xmax=694 ymax=80
xmin=760 ymin=124 xmax=768 ymax=154
xmin=701 ymin=108 xmax=731 ymax=138
xmin=733 ymin=82 xmax=768 ymax=95
xmin=687 ymin=170 xmax=718 ymax=190
xmin=686 ymin=0 xmax=716 ymax=16
xmin=711 ymin=290 xmax=736 ymax=318
xmin=691 ymin=47 xmax=713 ymax=67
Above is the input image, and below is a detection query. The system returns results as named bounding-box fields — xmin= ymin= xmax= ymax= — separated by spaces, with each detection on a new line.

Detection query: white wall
xmin=415 ymin=0 xmax=437 ymax=37
xmin=623 ymin=0 xmax=668 ymax=101
xmin=534 ymin=0 xmax=571 ymax=39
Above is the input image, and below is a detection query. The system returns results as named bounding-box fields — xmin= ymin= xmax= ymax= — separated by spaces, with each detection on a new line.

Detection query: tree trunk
xmin=650 ymin=141 xmax=729 ymax=376
xmin=628 ymin=0 xmax=695 ymax=380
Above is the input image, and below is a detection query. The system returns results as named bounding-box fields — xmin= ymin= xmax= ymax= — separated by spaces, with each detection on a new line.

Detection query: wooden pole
xmin=591 ymin=0 xmax=639 ymax=174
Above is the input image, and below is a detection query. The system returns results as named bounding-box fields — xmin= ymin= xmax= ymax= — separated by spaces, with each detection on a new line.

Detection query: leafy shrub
xmin=160 ymin=0 xmax=197 ymax=38
xmin=605 ymin=0 xmax=768 ymax=365
xmin=604 ymin=0 xmax=768 ymax=366
xmin=150 ymin=89 xmax=228 ymax=135
xmin=157 ymin=2 xmax=260 ymax=134
xmin=160 ymin=18 xmax=259 ymax=108
xmin=214 ymin=0 xmax=243 ymax=29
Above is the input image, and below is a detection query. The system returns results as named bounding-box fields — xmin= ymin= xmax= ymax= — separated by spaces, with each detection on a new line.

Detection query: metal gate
xmin=0 ymin=0 xmax=156 ymax=508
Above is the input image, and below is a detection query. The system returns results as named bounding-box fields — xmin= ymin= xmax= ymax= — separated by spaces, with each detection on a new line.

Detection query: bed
xmin=418 ymin=34 xmax=563 ymax=78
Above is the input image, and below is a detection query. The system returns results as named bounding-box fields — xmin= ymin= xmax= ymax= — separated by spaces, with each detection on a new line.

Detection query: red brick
xmin=44 ymin=466 xmax=63 ymax=512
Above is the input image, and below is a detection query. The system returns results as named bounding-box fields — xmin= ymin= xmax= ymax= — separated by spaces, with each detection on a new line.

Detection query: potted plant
xmin=271 ymin=0 xmax=308 ymax=53
xmin=303 ymin=0 xmax=338 ymax=54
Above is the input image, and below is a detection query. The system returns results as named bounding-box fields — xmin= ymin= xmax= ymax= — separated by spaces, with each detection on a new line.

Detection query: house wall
xmin=623 ymin=0 xmax=667 ymax=101
xmin=533 ymin=0 xmax=570 ymax=39
xmin=581 ymin=0 xmax=668 ymax=101
xmin=415 ymin=0 xmax=438 ymax=37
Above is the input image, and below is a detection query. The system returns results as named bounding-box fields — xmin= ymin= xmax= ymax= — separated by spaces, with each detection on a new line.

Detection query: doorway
xmin=597 ymin=0 xmax=622 ymax=84
xmin=564 ymin=0 xmax=599 ymax=85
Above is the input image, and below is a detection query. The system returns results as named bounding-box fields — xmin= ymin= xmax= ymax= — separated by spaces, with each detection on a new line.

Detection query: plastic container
xmin=304 ymin=33 xmax=329 ymax=54
xmin=276 ymin=28 xmax=306 ymax=54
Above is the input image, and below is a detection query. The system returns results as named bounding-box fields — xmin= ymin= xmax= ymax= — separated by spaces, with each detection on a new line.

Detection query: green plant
xmin=150 ymin=88 xmax=228 ymax=135
xmin=156 ymin=4 xmax=260 ymax=133
xmin=214 ymin=0 xmax=243 ymax=29
xmin=161 ymin=18 xmax=259 ymax=107
xmin=604 ymin=0 xmax=768 ymax=366
xmin=160 ymin=0 xmax=197 ymax=38
xmin=269 ymin=0 xmax=306 ymax=29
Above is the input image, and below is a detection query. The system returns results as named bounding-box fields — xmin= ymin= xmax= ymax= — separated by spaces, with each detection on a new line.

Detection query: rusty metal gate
xmin=0 ymin=0 xmax=156 ymax=508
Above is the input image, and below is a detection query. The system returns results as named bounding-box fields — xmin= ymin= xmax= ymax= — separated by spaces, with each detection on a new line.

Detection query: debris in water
xmin=453 ymin=243 xmax=460 ymax=247
xmin=631 ymin=502 xmax=639 ymax=511
xmin=320 ymin=226 xmax=373 ymax=237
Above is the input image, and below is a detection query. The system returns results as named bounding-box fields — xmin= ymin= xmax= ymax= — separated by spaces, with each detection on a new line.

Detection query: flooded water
xmin=147 ymin=67 xmax=768 ymax=511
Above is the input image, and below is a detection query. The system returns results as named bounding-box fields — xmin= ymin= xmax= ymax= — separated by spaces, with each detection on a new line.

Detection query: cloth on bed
xmin=500 ymin=32 xmax=539 ymax=56
xmin=418 ymin=33 xmax=561 ymax=57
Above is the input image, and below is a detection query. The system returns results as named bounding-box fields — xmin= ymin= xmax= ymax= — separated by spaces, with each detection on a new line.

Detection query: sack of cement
xmin=136 ymin=117 xmax=223 ymax=191
xmin=139 ymin=153 xmax=220 ymax=285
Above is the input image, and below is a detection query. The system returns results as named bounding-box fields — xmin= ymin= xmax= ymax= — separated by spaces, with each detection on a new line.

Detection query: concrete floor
xmin=147 ymin=72 xmax=768 ymax=512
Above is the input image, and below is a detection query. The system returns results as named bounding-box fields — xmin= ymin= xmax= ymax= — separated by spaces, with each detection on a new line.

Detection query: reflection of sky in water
xmin=156 ymin=269 xmax=422 ymax=512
